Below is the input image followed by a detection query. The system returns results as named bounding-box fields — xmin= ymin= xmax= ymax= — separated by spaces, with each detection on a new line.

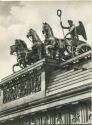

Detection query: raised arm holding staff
xmin=60 ymin=20 xmax=78 ymax=41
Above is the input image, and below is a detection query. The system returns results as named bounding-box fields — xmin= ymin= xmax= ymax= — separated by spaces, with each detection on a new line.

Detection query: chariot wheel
xmin=75 ymin=43 xmax=91 ymax=60
xmin=75 ymin=43 xmax=91 ymax=55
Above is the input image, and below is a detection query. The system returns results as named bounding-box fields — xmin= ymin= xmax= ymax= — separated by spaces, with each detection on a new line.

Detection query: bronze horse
xmin=27 ymin=28 xmax=46 ymax=60
xmin=10 ymin=39 xmax=34 ymax=72
xmin=42 ymin=22 xmax=71 ymax=61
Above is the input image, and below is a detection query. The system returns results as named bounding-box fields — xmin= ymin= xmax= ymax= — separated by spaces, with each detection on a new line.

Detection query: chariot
xmin=10 ymin=10 xmax=91 ymax=72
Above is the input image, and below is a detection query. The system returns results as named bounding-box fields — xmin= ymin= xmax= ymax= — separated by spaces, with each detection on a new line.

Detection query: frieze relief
xmin=3 ymin=66 xmax=42 ymax=103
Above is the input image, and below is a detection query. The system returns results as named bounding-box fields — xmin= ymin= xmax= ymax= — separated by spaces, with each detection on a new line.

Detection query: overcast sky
xmin=0 ymin=1 xmax=92 ymax=80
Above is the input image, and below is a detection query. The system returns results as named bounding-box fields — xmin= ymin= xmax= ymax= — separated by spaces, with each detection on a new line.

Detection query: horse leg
xmin=22 ymin=61 xmax=27 ymax=68
xmin=49 ymin=48 xmax=53 ymax=58
xmin=19 ymin=59 xmax=26 ymax=68
xmin=12 ymin=63 xmax=19 ymax=73
xmin=45 ymin=46 xmax=49 ymax=57
xmin=59 ymin=49 xmax=62 ymax=62
xmin=41 ymin=44 xmax=46 ymax=58
xmin=59 ymin=49 xmax=65 ymax=62
xmin=53 ymin=48 xmax=57 ymax=59
xmin=38 ymin=47 xmax=41 ymax=60
xmin=25 ymin=52 xmax=29 ymax=63
xmin=66 ymin=46 xmax=74 ymax=58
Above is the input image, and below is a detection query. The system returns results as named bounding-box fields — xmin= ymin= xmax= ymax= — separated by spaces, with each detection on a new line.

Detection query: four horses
xmin=10 ymin=23 xmax=91 ymax=72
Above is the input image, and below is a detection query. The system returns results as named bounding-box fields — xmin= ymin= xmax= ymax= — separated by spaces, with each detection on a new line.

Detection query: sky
xmin=0 ymin=1 xmax=92 ymax=81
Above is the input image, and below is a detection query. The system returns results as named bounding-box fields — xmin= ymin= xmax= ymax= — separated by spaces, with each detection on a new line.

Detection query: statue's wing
xmin=76 ymin=21 xmax=87 ymax=41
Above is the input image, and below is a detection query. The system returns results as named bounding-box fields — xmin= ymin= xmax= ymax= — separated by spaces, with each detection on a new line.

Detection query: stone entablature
xmin=0 ymin=51 xmax=91 ymax=124
xmin=0 ymin=59 xmax=45 ymax=111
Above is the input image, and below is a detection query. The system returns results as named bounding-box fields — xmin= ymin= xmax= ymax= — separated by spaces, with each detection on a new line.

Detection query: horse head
xmin=15 ymin=39 xmax=27 ymax=50
xmin=27 ymin=28 xmax=41 ymax=44
xmin=42 ymin=22 xmax=54 ymax=39
xmin=10 ymin=45 xmax=17 ymax=55
xmin=26 ymin=28 xmax=34 ymax=40
xmin=10 ymin=39 xmax=28 ymax=56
